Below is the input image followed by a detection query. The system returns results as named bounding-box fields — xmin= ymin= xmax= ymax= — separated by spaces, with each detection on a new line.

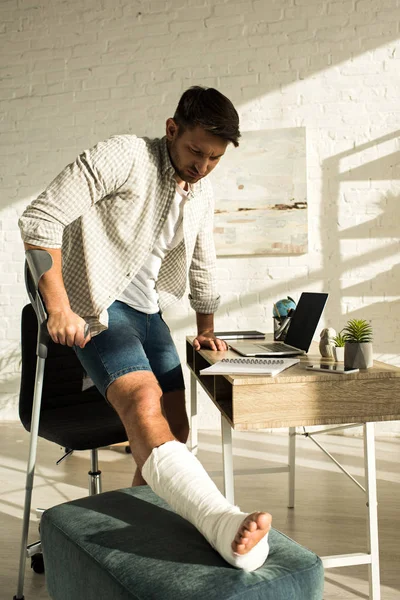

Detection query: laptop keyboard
xmin=260 ymin=342 xmax=293 ymax=352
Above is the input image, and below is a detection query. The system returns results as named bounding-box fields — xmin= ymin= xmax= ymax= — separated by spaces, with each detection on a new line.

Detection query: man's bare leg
xmin=132 ymin=469 xmax=147 ymax=487
xmin=107 ymin=370 xmax=271 ymax=566
xmin=162 ymin=388 xmax=190 ymax=443
xmin=132 ymin=388 xmax=189 ymax=486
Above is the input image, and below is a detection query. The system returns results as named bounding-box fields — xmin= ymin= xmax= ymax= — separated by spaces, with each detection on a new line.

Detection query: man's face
xmin=166 ymin=119 xmax=229 ymax=184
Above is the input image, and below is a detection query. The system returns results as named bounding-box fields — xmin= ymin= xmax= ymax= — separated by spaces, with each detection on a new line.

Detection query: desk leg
xmin=364 ymin=422 xmax=381 ymax=600
xmin=190 ymin=372 xmax=198 ymax=455
xmin=221 ymin=415 xmax=235 ymax=504
xmin=288 ymin=427 xmax=296 ymax=508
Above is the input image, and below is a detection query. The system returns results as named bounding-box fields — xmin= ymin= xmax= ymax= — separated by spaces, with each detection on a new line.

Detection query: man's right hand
xmin=47 ymin=308 xmax=91 ymax=348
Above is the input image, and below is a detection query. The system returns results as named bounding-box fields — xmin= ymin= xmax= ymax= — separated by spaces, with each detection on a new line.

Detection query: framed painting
xmin=210 ymin=127 xmax=308 ymax=256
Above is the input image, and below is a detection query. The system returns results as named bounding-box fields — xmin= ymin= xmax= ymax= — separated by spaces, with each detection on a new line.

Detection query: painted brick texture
xmin=1 ymin=0 xmax=400 ymax=432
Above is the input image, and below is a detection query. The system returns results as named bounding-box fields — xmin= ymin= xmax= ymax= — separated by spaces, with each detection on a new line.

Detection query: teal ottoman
xmin=41 ymin=486 xmax=324 ymax=600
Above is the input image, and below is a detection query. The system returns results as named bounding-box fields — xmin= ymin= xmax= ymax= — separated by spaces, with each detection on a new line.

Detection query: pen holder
xmin=273 ymin=316 xmax=292 ymax=341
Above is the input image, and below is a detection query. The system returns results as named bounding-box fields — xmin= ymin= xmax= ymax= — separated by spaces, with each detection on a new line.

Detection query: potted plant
xmin=332 ymin=331 xmax=347 ymax=362
xmin=343 ymin=318 xmax=373 ymax=369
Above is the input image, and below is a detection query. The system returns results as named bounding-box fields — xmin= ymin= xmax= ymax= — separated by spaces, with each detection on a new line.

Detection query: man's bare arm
xmin=24 ymin=243 xmax=90 ymax=348
xmin=193 ymin=312 xmax=227 ymax=352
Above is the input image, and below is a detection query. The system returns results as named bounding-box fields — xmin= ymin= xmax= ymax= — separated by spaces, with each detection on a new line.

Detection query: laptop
xmin=229 ymin=292 xmax=328 ymax=357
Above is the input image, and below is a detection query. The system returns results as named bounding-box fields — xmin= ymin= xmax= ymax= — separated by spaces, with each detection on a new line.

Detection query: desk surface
xmin=186 ymin=336 xmax=400 ymax=430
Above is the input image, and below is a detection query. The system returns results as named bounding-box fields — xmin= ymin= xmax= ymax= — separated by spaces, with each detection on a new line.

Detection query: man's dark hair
xmin=173 ymin=86 xmax=241 ymax=147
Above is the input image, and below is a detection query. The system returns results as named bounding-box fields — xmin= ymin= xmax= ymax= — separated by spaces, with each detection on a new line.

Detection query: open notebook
xmin=199 ymin=357 xmax=300 ymax=376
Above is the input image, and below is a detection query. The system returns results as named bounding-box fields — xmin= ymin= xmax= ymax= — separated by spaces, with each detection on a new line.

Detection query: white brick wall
xmin=1 ymin=0 xmax=400 ymax=435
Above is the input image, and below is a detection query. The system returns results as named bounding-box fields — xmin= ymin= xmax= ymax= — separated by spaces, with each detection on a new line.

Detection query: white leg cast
xmin=142 ymin=440 xmax=270 ymax=571
xmin=190 ymin=373 xmax=198 ymax=455
xmin=288 ymin=427 xmax=296 ymax=508
xmin=221 ymin=415 xmax=235 ymax=504
xmin=364 ymin=422 xmax=381 ymax=600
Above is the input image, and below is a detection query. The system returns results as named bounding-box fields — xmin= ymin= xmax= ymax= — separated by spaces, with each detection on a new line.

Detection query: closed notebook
xmin=199 ymin=357 xmax=300 ymax=376
xmin=213 ymin=330 xmax=265 ymax=340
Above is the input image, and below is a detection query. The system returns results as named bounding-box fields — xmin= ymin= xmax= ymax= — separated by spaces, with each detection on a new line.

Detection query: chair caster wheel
xmin=125 ymin=445 xmax=132 ymax=454
xmin=31 ymin=553 xmax=45 ymax=574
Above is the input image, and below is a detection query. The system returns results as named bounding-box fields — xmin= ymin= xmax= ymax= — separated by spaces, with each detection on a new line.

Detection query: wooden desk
xmin=186 ymin=336 xmax=400 ymax=600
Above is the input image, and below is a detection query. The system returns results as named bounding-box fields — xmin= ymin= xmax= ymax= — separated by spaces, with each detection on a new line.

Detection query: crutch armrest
xmin=25 ymin=249 xmax=53 ymax=357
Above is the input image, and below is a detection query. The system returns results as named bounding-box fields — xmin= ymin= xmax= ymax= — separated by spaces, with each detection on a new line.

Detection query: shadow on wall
xmin=320 ymin=130 xmax=400 ymax=355
xmin=0 ymin=344 xmax=22 ymax=413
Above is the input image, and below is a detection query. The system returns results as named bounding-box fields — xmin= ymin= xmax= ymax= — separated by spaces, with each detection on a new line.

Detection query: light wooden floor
xmin=2 ymin=421 xmax=400 ymax=600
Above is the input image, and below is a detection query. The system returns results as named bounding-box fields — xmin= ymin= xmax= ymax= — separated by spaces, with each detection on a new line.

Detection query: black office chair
xmin=14 ymin=249 xmax=128 ymax=600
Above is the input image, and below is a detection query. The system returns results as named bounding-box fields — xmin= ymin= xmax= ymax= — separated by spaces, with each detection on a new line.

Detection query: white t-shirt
xmin=117 ymin=184 xmax=189 ymax=313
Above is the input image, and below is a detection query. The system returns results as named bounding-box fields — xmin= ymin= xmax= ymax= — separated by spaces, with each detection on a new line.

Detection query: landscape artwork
xmin=209 ymin=127 xmax=308 ymax=256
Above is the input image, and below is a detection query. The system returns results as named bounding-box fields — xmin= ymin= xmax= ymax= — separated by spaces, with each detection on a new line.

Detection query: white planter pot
xmin=333 ymin=346 xmax=345 ymax=362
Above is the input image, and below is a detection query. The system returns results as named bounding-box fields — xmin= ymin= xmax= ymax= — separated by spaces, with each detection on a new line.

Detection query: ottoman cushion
xmin=41 ymin=486 xmax=324 ymax=600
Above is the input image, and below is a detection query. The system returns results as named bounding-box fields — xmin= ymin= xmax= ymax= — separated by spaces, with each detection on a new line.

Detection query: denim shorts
xmin=75 ymin=301 xmax=185 ymax=399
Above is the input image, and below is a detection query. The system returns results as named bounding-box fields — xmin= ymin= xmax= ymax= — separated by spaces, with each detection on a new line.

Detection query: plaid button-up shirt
xmin=19 ymin=135 xmax=220 ymax=335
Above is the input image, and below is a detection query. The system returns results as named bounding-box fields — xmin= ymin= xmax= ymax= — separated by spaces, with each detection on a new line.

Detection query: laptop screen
xmin=284 ymin=292 xmax=328 ymax=352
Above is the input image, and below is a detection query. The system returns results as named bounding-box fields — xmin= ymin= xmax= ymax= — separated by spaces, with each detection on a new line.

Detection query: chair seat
xmin=32 ymin=390 xmax=127 ymax=450
xmin=41 ymin=486 xmax=324 ymax=600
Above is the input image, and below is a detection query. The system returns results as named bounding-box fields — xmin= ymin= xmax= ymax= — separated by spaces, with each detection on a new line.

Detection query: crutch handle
xmin=25 ymin=249 xmax=53 ymax=359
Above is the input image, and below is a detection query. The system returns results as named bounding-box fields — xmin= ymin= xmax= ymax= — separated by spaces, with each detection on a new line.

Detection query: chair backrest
xmin=19 ymin=304 xmax=98 ymax=429
xmin=20 ymin=303 xmax=128 ymax=450
xmin=20 ymin=249 xmax=128 ymax=450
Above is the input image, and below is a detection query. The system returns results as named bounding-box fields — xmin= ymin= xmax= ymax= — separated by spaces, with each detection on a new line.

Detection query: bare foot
xmin=132 ymin=467 xmax=147 ymax=487
xmin=232 ymin=512 xmax=272 ymax=555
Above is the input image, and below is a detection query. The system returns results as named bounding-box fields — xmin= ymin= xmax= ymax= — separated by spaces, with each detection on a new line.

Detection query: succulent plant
xmin=332 ymin=331 xmax=347 ymax=347
xmin=343 ymin=319 xmax=373 ymax=343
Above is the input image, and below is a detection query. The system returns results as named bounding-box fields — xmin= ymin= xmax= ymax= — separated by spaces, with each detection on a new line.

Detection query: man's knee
xmin=107 ymin=371 xmax=162 ymax=418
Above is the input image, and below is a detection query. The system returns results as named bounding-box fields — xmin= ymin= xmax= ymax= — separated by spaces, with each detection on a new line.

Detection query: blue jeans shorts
xmin=75 ymin=301 xmax=185 ymax=399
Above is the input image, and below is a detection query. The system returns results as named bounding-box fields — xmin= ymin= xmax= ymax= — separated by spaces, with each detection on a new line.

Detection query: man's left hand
xmin=193 ymin=333 xmax=228 ymax=352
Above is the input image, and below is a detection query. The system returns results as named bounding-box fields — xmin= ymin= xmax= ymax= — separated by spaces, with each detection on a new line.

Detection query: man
xmin=19 ymin=86 xmax=271 ymax=571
